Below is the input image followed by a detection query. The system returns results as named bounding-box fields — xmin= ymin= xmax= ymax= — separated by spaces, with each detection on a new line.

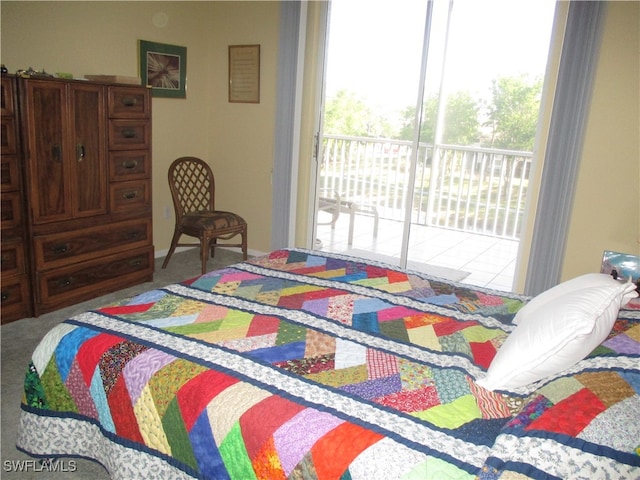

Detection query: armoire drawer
xmin=1 ymin=274 xmax=31 ymax=323
xmin=1 ymin=191 xmax=22 ymax=229
xmin=110 ymin=180 xmax=151 ymax=212
xmin=109 ymin=150 xmax=151 ymax=181
xmin=36 ymin=246 xmax=154 ymax=313
xmin=108 ymin=120 xmax=150 ymax=150
xmin=1 ymin=155 xmax=21 ymax=192
xmin=1 ymin=240 xmax=26 ymax=276
xmin=108 ymin=86 xmax=150 ymax=118
xmin=34 ymin=217 xmax=152 ymax=270
xmin=1 ymin=117 xmax=17 ymax=154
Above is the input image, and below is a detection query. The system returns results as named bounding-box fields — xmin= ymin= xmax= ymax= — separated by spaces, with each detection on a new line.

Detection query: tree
xmin=323 ymin=89 xmax=394 ymax=137
xmin=325 ymin=75 xmax=541 ymax=153
xmin=440 ymin=91 xmax=480 ymax=145
xmin=483 ymin=75 xmax=542 ymax=151
xmin=398 ymin=94 xmax=438 ymax=142
xmin=398 ymin=92 xmax=479 ymax=146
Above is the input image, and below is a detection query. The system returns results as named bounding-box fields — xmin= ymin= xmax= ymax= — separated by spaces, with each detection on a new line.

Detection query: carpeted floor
xmin=1 ymin=248 xmax=243 ymax=479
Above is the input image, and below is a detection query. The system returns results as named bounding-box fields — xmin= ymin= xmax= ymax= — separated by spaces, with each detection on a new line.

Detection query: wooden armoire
xmin=0 ymin=74 xmax=154 ymax=322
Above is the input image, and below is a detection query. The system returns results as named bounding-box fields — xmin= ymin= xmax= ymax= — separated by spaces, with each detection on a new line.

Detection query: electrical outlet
xmin=164 ymin=206 xmax=171 ymax=219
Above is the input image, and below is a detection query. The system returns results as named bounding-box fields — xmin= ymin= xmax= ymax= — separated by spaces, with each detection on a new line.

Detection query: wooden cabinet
xmin=10 ymin=76 xmax=154 ymax=318
xmin=1 ymin=74 xmax=32 ymax=323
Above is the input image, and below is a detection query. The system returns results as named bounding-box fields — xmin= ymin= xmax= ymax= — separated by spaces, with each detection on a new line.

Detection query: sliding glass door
xmin=314 ymin=0 xmax=431 ymax=262
xmin=314 ymin=0 xmax=555 ymax=291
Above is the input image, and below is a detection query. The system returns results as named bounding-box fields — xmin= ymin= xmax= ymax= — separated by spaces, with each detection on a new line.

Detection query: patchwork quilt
xmin=17 ymin=249 xmax=640 ymax=479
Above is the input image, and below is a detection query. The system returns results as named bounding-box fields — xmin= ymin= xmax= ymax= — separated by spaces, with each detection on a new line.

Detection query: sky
xmin=325 ymin=0 xmax=557 ymax=115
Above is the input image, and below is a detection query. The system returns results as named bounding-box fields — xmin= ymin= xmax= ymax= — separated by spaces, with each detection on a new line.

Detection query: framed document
xmin=228 ymin=45 xmax=260 ymax=104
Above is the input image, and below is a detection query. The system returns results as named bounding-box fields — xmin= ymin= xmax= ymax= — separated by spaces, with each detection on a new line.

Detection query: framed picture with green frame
xmin=139 ymin=40 xmax=187 ymax=98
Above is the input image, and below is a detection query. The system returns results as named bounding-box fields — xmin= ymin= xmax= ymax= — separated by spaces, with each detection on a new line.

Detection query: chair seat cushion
xmin=182 ymin=210 xmax=246 ymax=231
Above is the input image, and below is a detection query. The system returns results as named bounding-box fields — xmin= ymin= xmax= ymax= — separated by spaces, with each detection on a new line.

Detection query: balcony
xmin=315 ymin=134 xmax=531 ymax=291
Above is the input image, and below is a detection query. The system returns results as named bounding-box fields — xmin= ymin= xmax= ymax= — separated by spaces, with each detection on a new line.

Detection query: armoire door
xmin=23 ymin=79 xmax=107 ymax=224
xmin=24 ymin=79 xmax=73 ymax=224
xmin=70 ymin=83 xmax=107 ymax=218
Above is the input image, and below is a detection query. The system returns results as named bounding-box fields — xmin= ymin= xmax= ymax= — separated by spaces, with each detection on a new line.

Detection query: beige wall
xmin=2 ymin=1 xmax=639 ymax=288
xmin=1 ymin=1 xmax=278 ymax=255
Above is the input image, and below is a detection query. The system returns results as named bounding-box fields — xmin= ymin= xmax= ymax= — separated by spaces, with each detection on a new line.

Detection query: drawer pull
xmin=76 ymin=143 xmax=85 ymax=162
xmin=130 ymin=258 xmax=143 ymax=267
xmin=52 ymin=244 xmax=69 ymax=255
xmin=122 ymin=160 xmax=139 ymax=169
xmin=56 ymin=277 xmax=74 ymax=288
xmin=1 ymin=291 xmax=8 ymax=302
xmin=121 ymin=129 xmax=137 ymax=139
xmin=125 ymin=230 xmax=141 ymax=240
xmin=121 ymin=96 xmax=137 ymax=107
xmin=123 ymin=191 xmax=139 ymax=200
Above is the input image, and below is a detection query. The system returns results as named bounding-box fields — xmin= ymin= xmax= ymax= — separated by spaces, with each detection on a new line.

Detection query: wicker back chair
xmin=161 ymin=156 xmax=247 ymax=274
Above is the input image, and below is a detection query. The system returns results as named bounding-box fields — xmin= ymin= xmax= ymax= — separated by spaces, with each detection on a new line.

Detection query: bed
xmin=16 ymin=248 xmax=640 ymax=479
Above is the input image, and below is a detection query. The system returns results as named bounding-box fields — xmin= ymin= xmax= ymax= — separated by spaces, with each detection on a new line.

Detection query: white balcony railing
xmin=318 ymin=134 xmax=532 ymax=239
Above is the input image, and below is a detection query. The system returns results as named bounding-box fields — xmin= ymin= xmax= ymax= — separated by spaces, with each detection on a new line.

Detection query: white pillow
xmin=477 ymin=276 xmax=638 ymax=392
xmin=512 ymin=273 xmax=628 ymax=325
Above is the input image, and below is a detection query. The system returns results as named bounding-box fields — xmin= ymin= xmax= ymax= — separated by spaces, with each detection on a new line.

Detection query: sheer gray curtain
xmin=525 ymin=1 xmax=607 ymax=296
xmin=271 ymin=1 xmax=302 ymax=249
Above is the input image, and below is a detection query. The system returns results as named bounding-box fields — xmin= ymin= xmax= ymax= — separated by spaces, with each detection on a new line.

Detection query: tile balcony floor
xmin=315 ymin=212 xmax=519 ymax=291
